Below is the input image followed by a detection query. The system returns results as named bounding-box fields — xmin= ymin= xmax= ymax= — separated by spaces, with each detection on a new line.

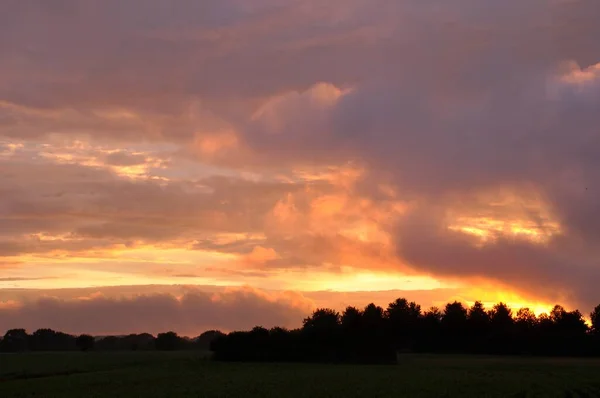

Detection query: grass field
xmin=2 ymin=352 xmax=600 ymax=397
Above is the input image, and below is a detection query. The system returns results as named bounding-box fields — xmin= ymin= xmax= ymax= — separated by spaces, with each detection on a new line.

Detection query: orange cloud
xmin=251 ymin=82 xmax=349 ymax=133
xmin=193 ymin=130 xmax=239 ymax=156
xmin=243 ymin=246 xmax=280 ymax=267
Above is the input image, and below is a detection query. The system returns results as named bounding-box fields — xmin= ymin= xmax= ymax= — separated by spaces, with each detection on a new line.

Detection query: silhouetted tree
xmin=420 ymin=306 xmax=443 ymax=351
xmin=341 ymin=306 xmax=363 ymax=331
xmin=442 ymin=301 xmax=468 ymax=351
xmin=194 ymin=330 xmax=225 ymax=351
xmin=591 ymin=305 xmax=600 ymax=335
xmin=468 ymin=301 xmax=490 ymax=331
xmin=303 ymin=308 xmax=340 ymax=331
xmin=362 ymin=303 xmax=385 ymax=330
xmin=250 ymin=326 xmax=270 ymax=360
xmin=550 ymin=305 xmax=588 ymax=335
xmin=487 ymin=303 xmax=515 ymax=354
xmin=156 ymin=331 xmax=183 ymax=351
xmin=590 ymin=305 xmax=600 ymax=355
xmin=516 ymin=308 xmax=538 ymax=330
xmin=76 ymin=334 xmax=95 ymax=351
xmin=443 ymin=301 xmax=468 ymax=329
xmin=31 ymin=328 xmax=55 ymax=351
xmin=5 ymin=297 xmax=600 ymax=362
xmin=465 ymin=301 xmax=490 ymax=352
xmin=125 ymin=333 xmax=156 ymax=351
xmin=268 ymin=327 xmax=295 ymax=361
xmin=1 ymin=329 xmax=29 ymax=352
xmin=489 ymin=303 xmax=514 ymax=330
xmin=550 ymin=305 xmax=567 ymax=324
xmin=514 ymin=307 xmax=538 ymax=354
xmin=467 ymin=301 xmax=490 ymax=351
xmin=93 ymin=334 xmax=155 ymax=351
xmin=361 ymin=303 xmax=394 ymax=363
xmin=95 ymin=335 xmax=120 ymax=351
xmin=537 ymin=311 xmax=554 ymax=350
xmin=302 ymin=308 xmax=342 ymax=362
xmin=30 ymin=328 xmax=76 ymax=351
xmin=423 ymin=307 xmax=443 ymax=327
xmin=552 ymin=305 xmax=588 ymax=355
xmin=339 ymin=306 xmax=363 ymax=362
xmin=386 ymin=298 xmax=421 ymax=351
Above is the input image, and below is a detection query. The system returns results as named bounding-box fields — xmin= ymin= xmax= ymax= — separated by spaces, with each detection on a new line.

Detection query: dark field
xmin=2 ymin=353 xmax=600 ymax=397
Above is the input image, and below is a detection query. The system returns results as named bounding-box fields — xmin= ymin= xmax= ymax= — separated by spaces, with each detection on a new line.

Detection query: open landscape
xmin=2 ymin=353 xmax=600 ymax=397
xmin=3 ymin=1 xmax=600 ymax=397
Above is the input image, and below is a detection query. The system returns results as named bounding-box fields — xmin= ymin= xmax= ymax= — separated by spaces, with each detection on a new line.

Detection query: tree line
xmin=0 ymin=328 xmax=224 ymax=353
xmin=3 ymin=299 xmax=600 ymax=364
xmin=210 ymin=300 xmax=600 ymax=363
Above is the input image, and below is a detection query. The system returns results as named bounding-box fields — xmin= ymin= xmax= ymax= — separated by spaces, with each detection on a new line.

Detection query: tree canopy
xmin=2 ymin=298 xmax=599 ymax=364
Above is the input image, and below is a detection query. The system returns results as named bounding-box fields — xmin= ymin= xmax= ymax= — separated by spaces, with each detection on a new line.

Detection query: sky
xmin=1 ymin=0 xmax=600 ymax=336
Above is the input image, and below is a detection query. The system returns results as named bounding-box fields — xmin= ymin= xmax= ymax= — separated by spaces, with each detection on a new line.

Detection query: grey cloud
xmin=0 ymin=0 xmax=383 ymax=139
xmin=0 ymin=277 xmax=54 ymax=282
xmin=14 ymin=0 xmax=598 ymax=143
xmin=395 ymin=204 xmax=600 ymax=310
xmin=191 ymin=236 xmax=268 ymax=255
xmin=201 ymin=268 xmax=271 ymax=279
xmin=0 ymin=284 xmax=225 ymax=302
xmin=0 ymin=288 xmax=310 ymax=335
xmin=102 ymin=151 xmax=149 ymax=166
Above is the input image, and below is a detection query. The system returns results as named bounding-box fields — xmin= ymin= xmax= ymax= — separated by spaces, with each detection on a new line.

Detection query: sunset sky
xmin=1 ymin=0 xmax=600 ymax=336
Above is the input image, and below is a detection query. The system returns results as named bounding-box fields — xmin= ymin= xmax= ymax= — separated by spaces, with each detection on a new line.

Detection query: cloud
xmin=1 ymin=0 xmax=600 ymax=315
xmin=102 ymin=151 xmax=150 ymax=167
xmin=0 ymin=154 xmax=294 ymax=247
xmin=1 ymin=143 xmax=400 ymax=280
xmin=394 ymin=204 xmax=600 ymax=307
xmin=0 ymin=287 xmax=312 ymax=336
xmin=0 ymin=284 xmax=560 ymax=335
xmin=0 ymin=0 xmax=385 ymax=144
xmin=231 ymin=3 xmax=600 ymax=308
xmin=367 ymin=61 xmax=600 ymax=309
xmin=5 ymin=0 xmax=593 ymax=145
xmin=0 ymin=277 xmax=54 ymax=282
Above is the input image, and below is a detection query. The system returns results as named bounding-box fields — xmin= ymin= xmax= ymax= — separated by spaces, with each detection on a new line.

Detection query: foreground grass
xmin=2 ymin=353 xmax=600 ymax=397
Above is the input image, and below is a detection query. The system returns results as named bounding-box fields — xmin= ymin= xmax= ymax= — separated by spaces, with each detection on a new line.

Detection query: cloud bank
xmin=0 ymin=287 xmax=311 ymax=336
